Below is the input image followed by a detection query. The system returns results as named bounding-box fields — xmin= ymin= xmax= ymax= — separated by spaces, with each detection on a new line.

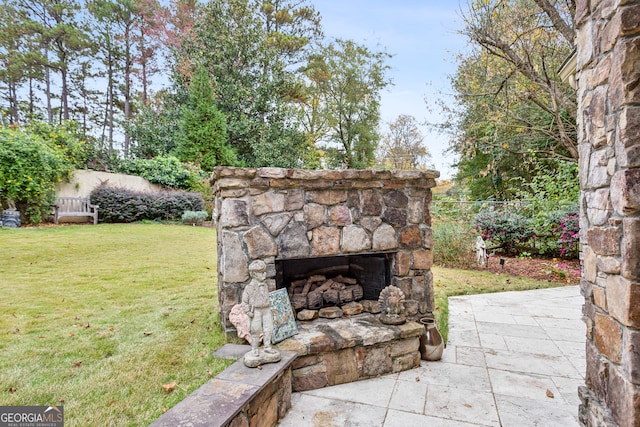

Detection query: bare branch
xmin=533 ymin=0 xmax=575 ymax=44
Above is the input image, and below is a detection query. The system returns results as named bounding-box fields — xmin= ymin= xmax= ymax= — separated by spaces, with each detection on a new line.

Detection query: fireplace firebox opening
xmin=276 ymin=252 xmax=393 ymax=311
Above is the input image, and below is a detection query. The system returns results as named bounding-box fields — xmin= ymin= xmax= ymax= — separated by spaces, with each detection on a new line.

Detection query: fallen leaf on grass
xmin=108 ymin=326 xmax=115 ymax=331
xmin=162 ymin=382 xmax=176 ymax=393
xmin=207 ymin=371 xmax=213 ymax=377
xmin=162 ymin=408 xmax=167 ymax=414
xmin=546 ymin=389 xmax=555 ymax=398
xmin=34 ymin=315 xmax=45 ymax=318
xmin=72 ymin=361 xmax=82 ymax=367
xmin=38 ymin=336 xmax=45 ymax=339
xmin=69 ymin=333 xmax=75 ymax=337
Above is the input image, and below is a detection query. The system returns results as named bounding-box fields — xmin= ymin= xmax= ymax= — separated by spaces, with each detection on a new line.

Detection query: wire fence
xmin=431 ymin=199 xmax=535 ymax=222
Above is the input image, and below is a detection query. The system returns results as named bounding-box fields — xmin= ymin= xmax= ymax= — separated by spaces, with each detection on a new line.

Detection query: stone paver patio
xmin=278 ymin=285 xmax=585 ymax=426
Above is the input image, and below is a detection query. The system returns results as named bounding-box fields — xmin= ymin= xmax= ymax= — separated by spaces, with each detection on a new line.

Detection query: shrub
xmin=147 ymin=191 xmax=205 ymax=220
xmin=90 ymin=185 xmax=204 ymax=223
xmin=181 ymin=210 xmax=209 ymax=225
xmin=473 ymin=209 xmax=534 ymax=253
xmin=432 ymin=221 xmax=476 ymax=268
xmin=0 ymin=124 xmax=83 ymax=223
xmin=117 ymin=156 xmax=205 ymax=190
xmin=554 ymin=212 xmax=580 ymax=258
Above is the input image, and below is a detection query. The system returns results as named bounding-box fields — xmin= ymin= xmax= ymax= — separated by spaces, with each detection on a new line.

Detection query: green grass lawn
xmin=0 ymin=223 xmax=571 ymax=425
xmin=0 ymin=223 xmax=231 ymax=426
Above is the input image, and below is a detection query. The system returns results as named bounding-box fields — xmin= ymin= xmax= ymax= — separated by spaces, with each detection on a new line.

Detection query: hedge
xmin=90 ymin=185 xmax=204 ymax=223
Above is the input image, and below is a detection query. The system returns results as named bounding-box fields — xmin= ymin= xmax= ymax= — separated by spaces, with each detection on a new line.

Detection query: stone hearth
xmin=212 ymin=166 xmax=439 ymax=338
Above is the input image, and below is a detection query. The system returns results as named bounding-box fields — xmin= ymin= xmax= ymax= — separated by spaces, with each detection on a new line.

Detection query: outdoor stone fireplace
xmin=212 ymin=166 xmax=438 ymax=389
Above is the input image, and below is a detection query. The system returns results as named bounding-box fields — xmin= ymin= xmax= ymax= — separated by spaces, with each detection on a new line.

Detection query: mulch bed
xmin=470 ymin=255 xmax=581 ymax=285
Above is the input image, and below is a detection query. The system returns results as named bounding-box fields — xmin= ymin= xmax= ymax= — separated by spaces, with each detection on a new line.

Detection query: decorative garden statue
xmin=378 ymin=285 xmax=407 ymax=325
xmin=241 ymin=260 xmax=281 ymax=368
xmin=475 ymin=235 xmax=487 ymax=267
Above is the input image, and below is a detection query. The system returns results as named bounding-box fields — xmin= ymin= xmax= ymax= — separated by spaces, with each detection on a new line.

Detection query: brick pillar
xmin=576 ymin=1 xmax=640 ymax=426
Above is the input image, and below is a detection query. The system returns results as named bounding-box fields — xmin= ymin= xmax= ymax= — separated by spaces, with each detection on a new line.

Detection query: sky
xmin=313 ymin=1 xmax=469 ymax=179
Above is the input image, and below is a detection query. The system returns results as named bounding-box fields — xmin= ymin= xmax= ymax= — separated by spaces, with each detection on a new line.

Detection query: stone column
xmin=576 ymin=1 xmax=640 ymax=426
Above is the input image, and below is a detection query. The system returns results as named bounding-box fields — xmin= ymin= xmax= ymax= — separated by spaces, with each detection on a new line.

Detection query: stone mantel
xmin=212 ymin=167 xmax=440 ymax=193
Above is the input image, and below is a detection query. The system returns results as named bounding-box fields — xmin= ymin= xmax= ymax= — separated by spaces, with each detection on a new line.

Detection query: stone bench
xmin=274 ymin=313 xmax=423 ymax=391
xmin=149 ymin=346 xmax=297 ymax=427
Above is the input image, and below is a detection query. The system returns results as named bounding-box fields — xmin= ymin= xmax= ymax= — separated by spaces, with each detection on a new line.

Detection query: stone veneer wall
xmin=576 ymin=1 xmax=640 ymax=426
xmin=212 ymin=166 xmax=439 ymax=338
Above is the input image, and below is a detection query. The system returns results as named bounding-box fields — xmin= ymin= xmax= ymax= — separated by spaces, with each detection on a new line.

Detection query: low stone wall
xmin=150 ymin=347 xmax=297 ymax=427
xmin=275 ymin=313 xmax=423 ymax=391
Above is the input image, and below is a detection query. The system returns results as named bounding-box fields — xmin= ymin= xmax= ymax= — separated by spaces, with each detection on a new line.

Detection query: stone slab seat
xmin=149 ymin=347 xmax=297 ymax=427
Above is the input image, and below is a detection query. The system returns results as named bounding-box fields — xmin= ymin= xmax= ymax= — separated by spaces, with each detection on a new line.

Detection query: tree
xmin=460 ymin=0 xmax=577 ymax=159
xmin=378 ymin=114 xmax=430 ymax=170
xmin=172 ymin=0 xmax=321 ymax=168
xmin=176 ymin=66 xmax=238 ymax=171
xmin=444 ymin=0 xmax=577 ymax=199
xmin=314 ymin=39 xmax=391 ymax=169
xmin=17 ymin=0 xmax=92 ymax=123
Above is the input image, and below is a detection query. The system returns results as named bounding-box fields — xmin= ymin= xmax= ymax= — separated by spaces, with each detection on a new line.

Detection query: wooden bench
xmin=52 ymin=197 xmax=99 ymax=225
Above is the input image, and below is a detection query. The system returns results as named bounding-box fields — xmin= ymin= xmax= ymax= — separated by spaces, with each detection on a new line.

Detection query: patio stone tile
xmin=398 ymin=362 xmax=492 ymax=392
xmin=473 ymin=311 xmax=517 ymax=324
xmin=502 ymin=335 xmax=564 ymax=357
xmin=441 ymin=344 xmax=457 ymax=363
xmin=494 ymin=393 xmax=580 ymax=427
xmin=384 ymin=409 xmax=488 ymax=427
xmin=447 ymin=328 xmax=481 ymax=347
xmin=551 ymin=376 xmax=584 ymax=407
xmin=456 ymin=346 xmax=486 ymax=367
xmin=534 ymin=316 xmax=585 ymax=331
xmin=488 ymin=369 xmax=562 ymax=401
xmin=570 ymin=357 xmax=586 ymax=378
xmin=279 ymin=393 xmax=387 ymax=427
xmin=476 ymin=322 xmax=549 ymax=339
xmin=479 ymin=333 xmax=508 ymax=351
xmin=485 ymin=349 xmax=583 ymax=379
xmin=539 ymin=326 xmax=585 ymax=343
xmin=556 ymin=339 xmax=587 ymax=359
xmin=302 ymin=376 xmax=396 ymax=408
xmin=388 ymin=377 xmax=428 ymax=414
xmin=425 ymin=384 xmax=500 ymax=426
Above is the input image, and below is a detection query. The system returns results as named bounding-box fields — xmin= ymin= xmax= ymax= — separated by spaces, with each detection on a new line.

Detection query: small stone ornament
xmin=378 ymin=285 xmax=407 ymax=325
xmin=242 ymin=260 xmax=281 ymax=368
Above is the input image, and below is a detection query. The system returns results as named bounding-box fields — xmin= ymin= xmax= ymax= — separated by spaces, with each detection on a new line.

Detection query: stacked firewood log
xmin=288 ymin=274 xmax=364 ymax=310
